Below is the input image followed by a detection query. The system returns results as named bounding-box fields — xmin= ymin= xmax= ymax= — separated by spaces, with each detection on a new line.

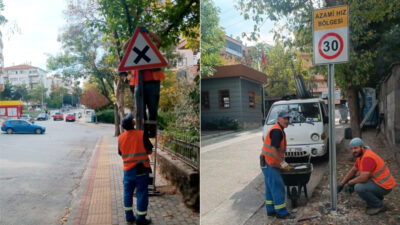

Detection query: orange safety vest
xmin=129 ymin=69 xmax=165 ymax=86
xmin=118 ymin=130 xmax=150 ymax=171
xmin=261 ymin=123 xmax=286 ymax=168
xmin=356 ymin=149 xmax=396 ymax=190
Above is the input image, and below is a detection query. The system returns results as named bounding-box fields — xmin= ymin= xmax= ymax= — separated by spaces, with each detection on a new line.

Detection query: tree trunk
xmin=113 ymin=104 xmax=120 ymax=136
xmin=347 ymin=85 xmax=362 ymax=138
xmin=114 ymin=76 xmax=126 ymax=136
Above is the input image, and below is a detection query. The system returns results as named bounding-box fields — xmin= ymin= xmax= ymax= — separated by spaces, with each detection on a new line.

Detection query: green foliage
xmin=0 ymin=82 xmax=29 ymax=101
xmin=237 ymin=0 xmax=400 ymax=91
xmin=264 ymin=43 xmax=309 ymax=97
xmin=202 ymin=117 xmax=240 ymax=131
xmin=200 ymin=0 xmax=225 ymax=77
xmin=96 ymin=108 xmax=115 ymax=124
xmin=26 ymin=84 xmax=47 ymax=105
xmin=0 ymin=0 xmax=7 ymax=26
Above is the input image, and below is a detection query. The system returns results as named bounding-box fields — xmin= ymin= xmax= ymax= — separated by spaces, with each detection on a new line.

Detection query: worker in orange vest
xmin=260 ymin=110 xmax=294 ymax=219
xmin=127 ymin=27 xmax=165 ymax=138
xmin=337 ymin=137 xmax=396 ymax=215
xmin=119 ymin=113 xmax=153 ymax=225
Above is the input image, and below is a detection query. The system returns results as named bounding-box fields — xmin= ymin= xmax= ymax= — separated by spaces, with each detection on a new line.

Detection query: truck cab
xmin=262 ymin=98 xmax=329 ymax=158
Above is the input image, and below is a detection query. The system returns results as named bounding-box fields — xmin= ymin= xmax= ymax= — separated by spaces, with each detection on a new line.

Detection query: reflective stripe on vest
xmin=265 ymin=200 xmax=274 ymax=205
xmin=118 ymin=130 xmax=150 ymax=171
xmin=130 ymin=69 xmax=165 ymax=86
xmin=357 ymin=149 xmax=396 ymax=189
xmin=263 ymin=142 xmax=285 ymax=153
xmin=261 ymin=123 xmax=286 ymax=168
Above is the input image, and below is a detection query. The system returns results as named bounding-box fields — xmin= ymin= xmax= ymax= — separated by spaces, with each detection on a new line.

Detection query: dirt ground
xmin=276 ymin=128 xmax=400 ymax=225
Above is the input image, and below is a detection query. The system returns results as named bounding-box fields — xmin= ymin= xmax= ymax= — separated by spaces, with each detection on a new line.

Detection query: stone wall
xmin=156 ymin=149 xmax=199 ymax=211
xmin=378 ymin=63 xmax=400 ymax=164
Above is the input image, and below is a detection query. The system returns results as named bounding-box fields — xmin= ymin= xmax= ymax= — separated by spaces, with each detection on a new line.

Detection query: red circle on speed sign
xmin=318 ymin=32 xmax=344 ymax=60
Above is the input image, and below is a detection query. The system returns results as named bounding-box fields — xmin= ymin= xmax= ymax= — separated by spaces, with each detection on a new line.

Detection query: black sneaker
xmin=267 ymin=212 xmax=276 ymax=216
xmin=276 ymin=213 xmax=295 ymax=219
xmin=136 ymin=218 xmax=152 ymax=225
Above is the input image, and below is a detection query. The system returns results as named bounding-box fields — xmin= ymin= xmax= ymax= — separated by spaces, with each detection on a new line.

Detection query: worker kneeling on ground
xmin=337 ymin=137 xmax=396 ymax=215
xmin=260 ymin=110 xmax=295 ymax=220
xmin=119 ymin=113 xmax=153 ymax=225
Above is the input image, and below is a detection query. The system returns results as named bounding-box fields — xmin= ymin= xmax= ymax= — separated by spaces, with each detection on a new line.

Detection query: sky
xmin=2 ymin=0 xmax=67 ymax=71
xmin=213 ymin=0 xmax=276 ymax=46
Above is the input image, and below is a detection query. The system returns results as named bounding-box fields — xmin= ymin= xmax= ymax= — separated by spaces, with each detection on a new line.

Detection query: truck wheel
xmin=35 ymin=128 xmax=42 ymax=134
xmin=6 ymin=128 xmax=13 ymax=134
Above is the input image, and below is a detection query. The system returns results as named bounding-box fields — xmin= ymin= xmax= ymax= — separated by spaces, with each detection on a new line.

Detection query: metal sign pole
xmin=137 ymin=70 xmax=144 ymax=130
xmin=328 ymin=63 xmax=337 ymax=210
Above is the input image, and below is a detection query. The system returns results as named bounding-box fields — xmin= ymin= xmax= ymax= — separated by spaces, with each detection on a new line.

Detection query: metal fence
xmin=157 ymin=131 xmax=199 ymax=170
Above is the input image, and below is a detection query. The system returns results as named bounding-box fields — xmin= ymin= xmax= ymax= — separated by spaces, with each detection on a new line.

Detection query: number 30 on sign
xmin=313 ymin=5 xmax=349 ymax=65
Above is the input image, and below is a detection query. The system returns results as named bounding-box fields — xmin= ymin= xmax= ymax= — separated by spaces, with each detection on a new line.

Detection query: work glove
xmin=337 ymin=183 xmax=345 ymax=193
xmin=346 ymin=184 xmax=354 ymax=194
xmin=280 ymin=161 xmax=291 ymax=170
xmin=140 ymin=26 xmax=149 ymax=33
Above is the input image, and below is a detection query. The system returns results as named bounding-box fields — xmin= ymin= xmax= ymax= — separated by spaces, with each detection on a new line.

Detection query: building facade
xmin=171 ymin=38 xmax=200 ymax=81
xmin=0 ymin=32 xmax=4 ymax=92
xmin=201 ymin=64 xmax=268 ymax=129
xmin=3 ymin=64 xmax=47 ymax=89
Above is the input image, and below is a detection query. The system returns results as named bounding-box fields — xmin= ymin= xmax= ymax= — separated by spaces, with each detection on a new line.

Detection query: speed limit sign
xmin=313 ymin=5 xmax=349 ymax=65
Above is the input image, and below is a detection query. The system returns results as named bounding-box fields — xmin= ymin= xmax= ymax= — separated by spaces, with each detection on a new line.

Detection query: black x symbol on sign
xmin=133 ymin=46 xmax=151 ymax=64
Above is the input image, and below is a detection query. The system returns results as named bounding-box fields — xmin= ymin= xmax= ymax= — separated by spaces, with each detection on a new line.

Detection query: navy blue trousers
xmin=123 ymin=167 xmax=149 ymax=222
xmin=261 ymin=163 xmax=288 ymax=216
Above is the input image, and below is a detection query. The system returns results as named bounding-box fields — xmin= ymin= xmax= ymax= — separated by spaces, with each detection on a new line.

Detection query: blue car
xmin=1 ymin=119 xmax=46 ymax=134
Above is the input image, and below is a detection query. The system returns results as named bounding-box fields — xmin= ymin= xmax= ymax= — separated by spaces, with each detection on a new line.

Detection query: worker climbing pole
xmin=119 ymin=25 xmax=168 ymax=194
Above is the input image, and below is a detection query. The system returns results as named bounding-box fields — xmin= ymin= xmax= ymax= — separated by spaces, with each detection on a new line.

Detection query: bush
xmin=157 ymin=110 xmax=177 ymax=130
xmin=96 ymin=109 xmax=114 ymax=124
xmin=202 ymin=117 xmax=240 ymax=131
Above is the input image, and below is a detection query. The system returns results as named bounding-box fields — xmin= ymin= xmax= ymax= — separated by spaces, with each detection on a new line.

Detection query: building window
xmin=249 ymin=91 xmax=255 ymax=109
xmin=0 ymin=108 xmax=5 ymax=116
xmin=201 ymin=91 xmax=210 ymax=110
xmin=218 ymin=90 xmax=230 ymax=109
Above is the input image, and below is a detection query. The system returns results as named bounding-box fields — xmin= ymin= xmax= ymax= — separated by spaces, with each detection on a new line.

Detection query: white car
xmin=263 ymin=98 xmax=329 ymax=158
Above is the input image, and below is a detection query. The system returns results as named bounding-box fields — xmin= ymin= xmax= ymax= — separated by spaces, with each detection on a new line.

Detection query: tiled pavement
xmin=68 ymin=136 xmax=199 ymax=225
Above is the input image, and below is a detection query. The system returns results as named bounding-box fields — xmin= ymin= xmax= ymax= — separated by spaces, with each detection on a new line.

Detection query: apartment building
xmin=171 ymin=38 xmax=200 ymax=81
xmin=3 ymin=64 xmax=47 ymax=89
xmin=0 ymin=32 xmax=4 ymax=92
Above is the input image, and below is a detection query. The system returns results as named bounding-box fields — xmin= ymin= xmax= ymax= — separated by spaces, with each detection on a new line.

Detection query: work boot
xmin=276 ymin=213 xmax=295 ymax=219
xmin=136 ymin=218 xmax=152 ymax=225
xmin=366 ymin=206 xmax=384 ymax=215
xmin=126 ymin=218 xmax=135 ymax=224
xmin=267 ymin=211 xmax=276 ymax=216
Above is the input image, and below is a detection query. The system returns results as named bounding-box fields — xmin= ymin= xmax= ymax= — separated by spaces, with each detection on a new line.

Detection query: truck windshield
xmin=266 ymin=103 xmax=321 ymax=125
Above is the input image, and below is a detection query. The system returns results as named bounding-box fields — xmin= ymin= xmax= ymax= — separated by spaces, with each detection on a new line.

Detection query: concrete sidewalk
xmin=66 ymin=136 xmax=199 ymax=225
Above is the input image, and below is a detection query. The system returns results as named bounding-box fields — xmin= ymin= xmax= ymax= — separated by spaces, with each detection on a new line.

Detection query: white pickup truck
xmin=263 ymin=98 xmax=329 ymax=158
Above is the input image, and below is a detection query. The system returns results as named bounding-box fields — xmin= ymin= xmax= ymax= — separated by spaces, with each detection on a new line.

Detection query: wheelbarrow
xmin=280 ymin=162 xmax=313 ymax=208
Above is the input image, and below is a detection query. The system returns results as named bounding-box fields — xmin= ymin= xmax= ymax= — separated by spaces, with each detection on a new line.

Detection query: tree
xmin=49 ymin=0 xmax=199 ymax=136
xmin=12 ymin=84 xmax=28 ymax=101
xmin=200 ymin=0 xmax=225 ymax=77
xmin=80 ymin=87 xmax=110 ymax=122
xmin=0 ymin=81 xmax=13 ymax=100
xmin=47 ymin=85 xmax=67 ymax=109
xmin=27 ymin=84 xmax=48 ymax=106
xmin=237 ymin=0 xmax=400 ymax=137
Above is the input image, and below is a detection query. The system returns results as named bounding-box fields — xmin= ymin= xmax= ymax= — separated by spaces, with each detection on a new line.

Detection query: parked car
xmin=263 ymin=98 xmax=329 ymax=158
xmin=65 ymin=113 xmax=76 ymax=122
xmin=1 ymin=119 xmax=46 ymax=134
xmin=37 ymin=112 xmax=48 ymax=121
xmin=53 ymin=112 xmax=64 ymax=121
xmin=20 ymin=114 xmax=35 ymax=123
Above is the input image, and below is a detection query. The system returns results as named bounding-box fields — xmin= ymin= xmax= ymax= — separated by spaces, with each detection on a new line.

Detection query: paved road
xmin=0 ymin=115 xmax=113 ymax=225
xmin=200 ymin=118 xmax=346 ymax=225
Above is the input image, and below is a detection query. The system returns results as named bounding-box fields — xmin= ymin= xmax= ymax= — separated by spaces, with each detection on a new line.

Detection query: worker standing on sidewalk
xmin=260 ymin=111 xmax=294 ymax=219
xmin=118 ymin=114 xmax=153 ymax=225
xmin=337 ymin=137 xmax=396 ymax=215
